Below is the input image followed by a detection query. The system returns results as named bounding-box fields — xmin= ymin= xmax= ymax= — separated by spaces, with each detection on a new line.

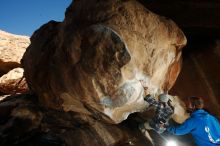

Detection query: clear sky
xmin=0 ymin=0 xmax=72 ymax=36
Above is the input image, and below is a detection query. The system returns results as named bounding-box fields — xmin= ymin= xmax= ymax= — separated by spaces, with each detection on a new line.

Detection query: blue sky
xmin=0 ymin=0 xmax=72 ymax=36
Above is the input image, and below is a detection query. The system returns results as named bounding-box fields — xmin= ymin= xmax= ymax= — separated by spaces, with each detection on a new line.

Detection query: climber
xmin=138 ymin=80 xmax=174 ymax=141
xmin=167 ymin=96 xmax=220 ymax=146
xmin=139 ymin=94 xmax=174 ymax=133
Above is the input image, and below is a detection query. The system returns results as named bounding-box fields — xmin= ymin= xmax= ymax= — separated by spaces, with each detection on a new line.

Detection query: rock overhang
xmin=22 ymin=0 xmax=187 ymax=123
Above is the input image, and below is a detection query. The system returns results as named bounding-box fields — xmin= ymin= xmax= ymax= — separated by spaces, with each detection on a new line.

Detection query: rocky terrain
xmin=22 ymin=0 xmax=186 ymax=124
xmin=0 ymin=0 xmax=219 ymax=146
xmin=0 ymin=0 xmax=188 ymax=145
xmin=0 ymin=30 xmax=30 ymax=95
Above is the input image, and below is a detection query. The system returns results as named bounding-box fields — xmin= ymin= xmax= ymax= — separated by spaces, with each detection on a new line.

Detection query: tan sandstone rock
xmin=0 ymin=30 xmax=30 ymax=63
xmin=22 ymin=0 xmax=186 ymax=123
xmin=0 ymin=30 xmax=30 ymax=94
xmin=0 ymin=68 xmax=27 ymax=94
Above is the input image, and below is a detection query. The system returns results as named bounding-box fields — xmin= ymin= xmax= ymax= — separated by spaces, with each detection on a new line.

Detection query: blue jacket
xmin=167 ymin=109 xmax=220 ymax=146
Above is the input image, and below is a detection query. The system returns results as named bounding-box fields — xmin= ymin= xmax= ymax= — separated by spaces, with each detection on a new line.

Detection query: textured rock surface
xmin=22 ymin=0 xmax=186 ymax=123
xmin=0 ymin=30 xmax=30 ymax=75
xmin=0 ymin=30 xmax=29 ymax=94
xmin=0 ymin=94 xmax=191 ymax=146
xmin=0 ymin=67 xmax=27 ymax=94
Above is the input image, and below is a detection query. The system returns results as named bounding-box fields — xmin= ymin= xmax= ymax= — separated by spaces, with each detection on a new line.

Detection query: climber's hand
xmin=139 ymin=80 xmax=148 ymax=95
xmin=159 ymin=118 xmax=167 ymax=127
xmin=159 ymin=120 xmax=166 ymax=129
xmin=159 ymin=123 xmax=165 ymax=128
xmin=139 ymin=80 xmax=145 ymax=87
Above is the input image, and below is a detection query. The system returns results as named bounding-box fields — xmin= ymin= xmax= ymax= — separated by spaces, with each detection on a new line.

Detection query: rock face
xmin=22 ymin=0 xmax=186 ymax=123
xmin=0 ymin=30 xmax=30 ymax=73
xmin=0 ymin=30 xmax=30 ymax=94
xmin=0 ymin=94 xmax=153 ymax=146
xmin=0 ymin=68 xmax=27 ymax=94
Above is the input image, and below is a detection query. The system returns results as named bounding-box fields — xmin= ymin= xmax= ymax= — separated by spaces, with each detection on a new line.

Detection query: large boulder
xmin=0 ymin=67 xmax=27 ymax=94
xmin=0 ymin=30 xmax=30 ymax=73
xmin=22 ymin=0 xmax=186 ymax=123
xmin=0 ymin=30 xmax=30 ymax=94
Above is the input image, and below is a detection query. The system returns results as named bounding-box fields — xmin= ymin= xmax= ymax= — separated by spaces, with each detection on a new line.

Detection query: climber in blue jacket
xmin=167 ymin=96 xmax=220 ymax=146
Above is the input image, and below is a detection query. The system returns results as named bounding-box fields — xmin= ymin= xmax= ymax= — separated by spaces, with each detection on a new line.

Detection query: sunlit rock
xmin=0 ymin=30 xmax=30 ymax=75
xmin=22 ymin=0 xmax=186 ymax=123
xmin=0 ymin=30 xmax=30 ymax=63
xmin=0 ymin=67 xmax=27 ymax=94
xmin=0 ymin=30 xmax=29 ymax=94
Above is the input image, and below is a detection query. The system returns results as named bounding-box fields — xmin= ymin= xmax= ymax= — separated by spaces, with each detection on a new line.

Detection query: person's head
xmin=158 ymin=93 xmax=170 ymax=103
xmin=188 ymin=96 xmax=204 ymax=111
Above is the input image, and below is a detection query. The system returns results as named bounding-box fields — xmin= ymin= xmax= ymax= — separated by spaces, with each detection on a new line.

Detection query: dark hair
xmin=189 ymin=96 xmax=204 ymax=109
